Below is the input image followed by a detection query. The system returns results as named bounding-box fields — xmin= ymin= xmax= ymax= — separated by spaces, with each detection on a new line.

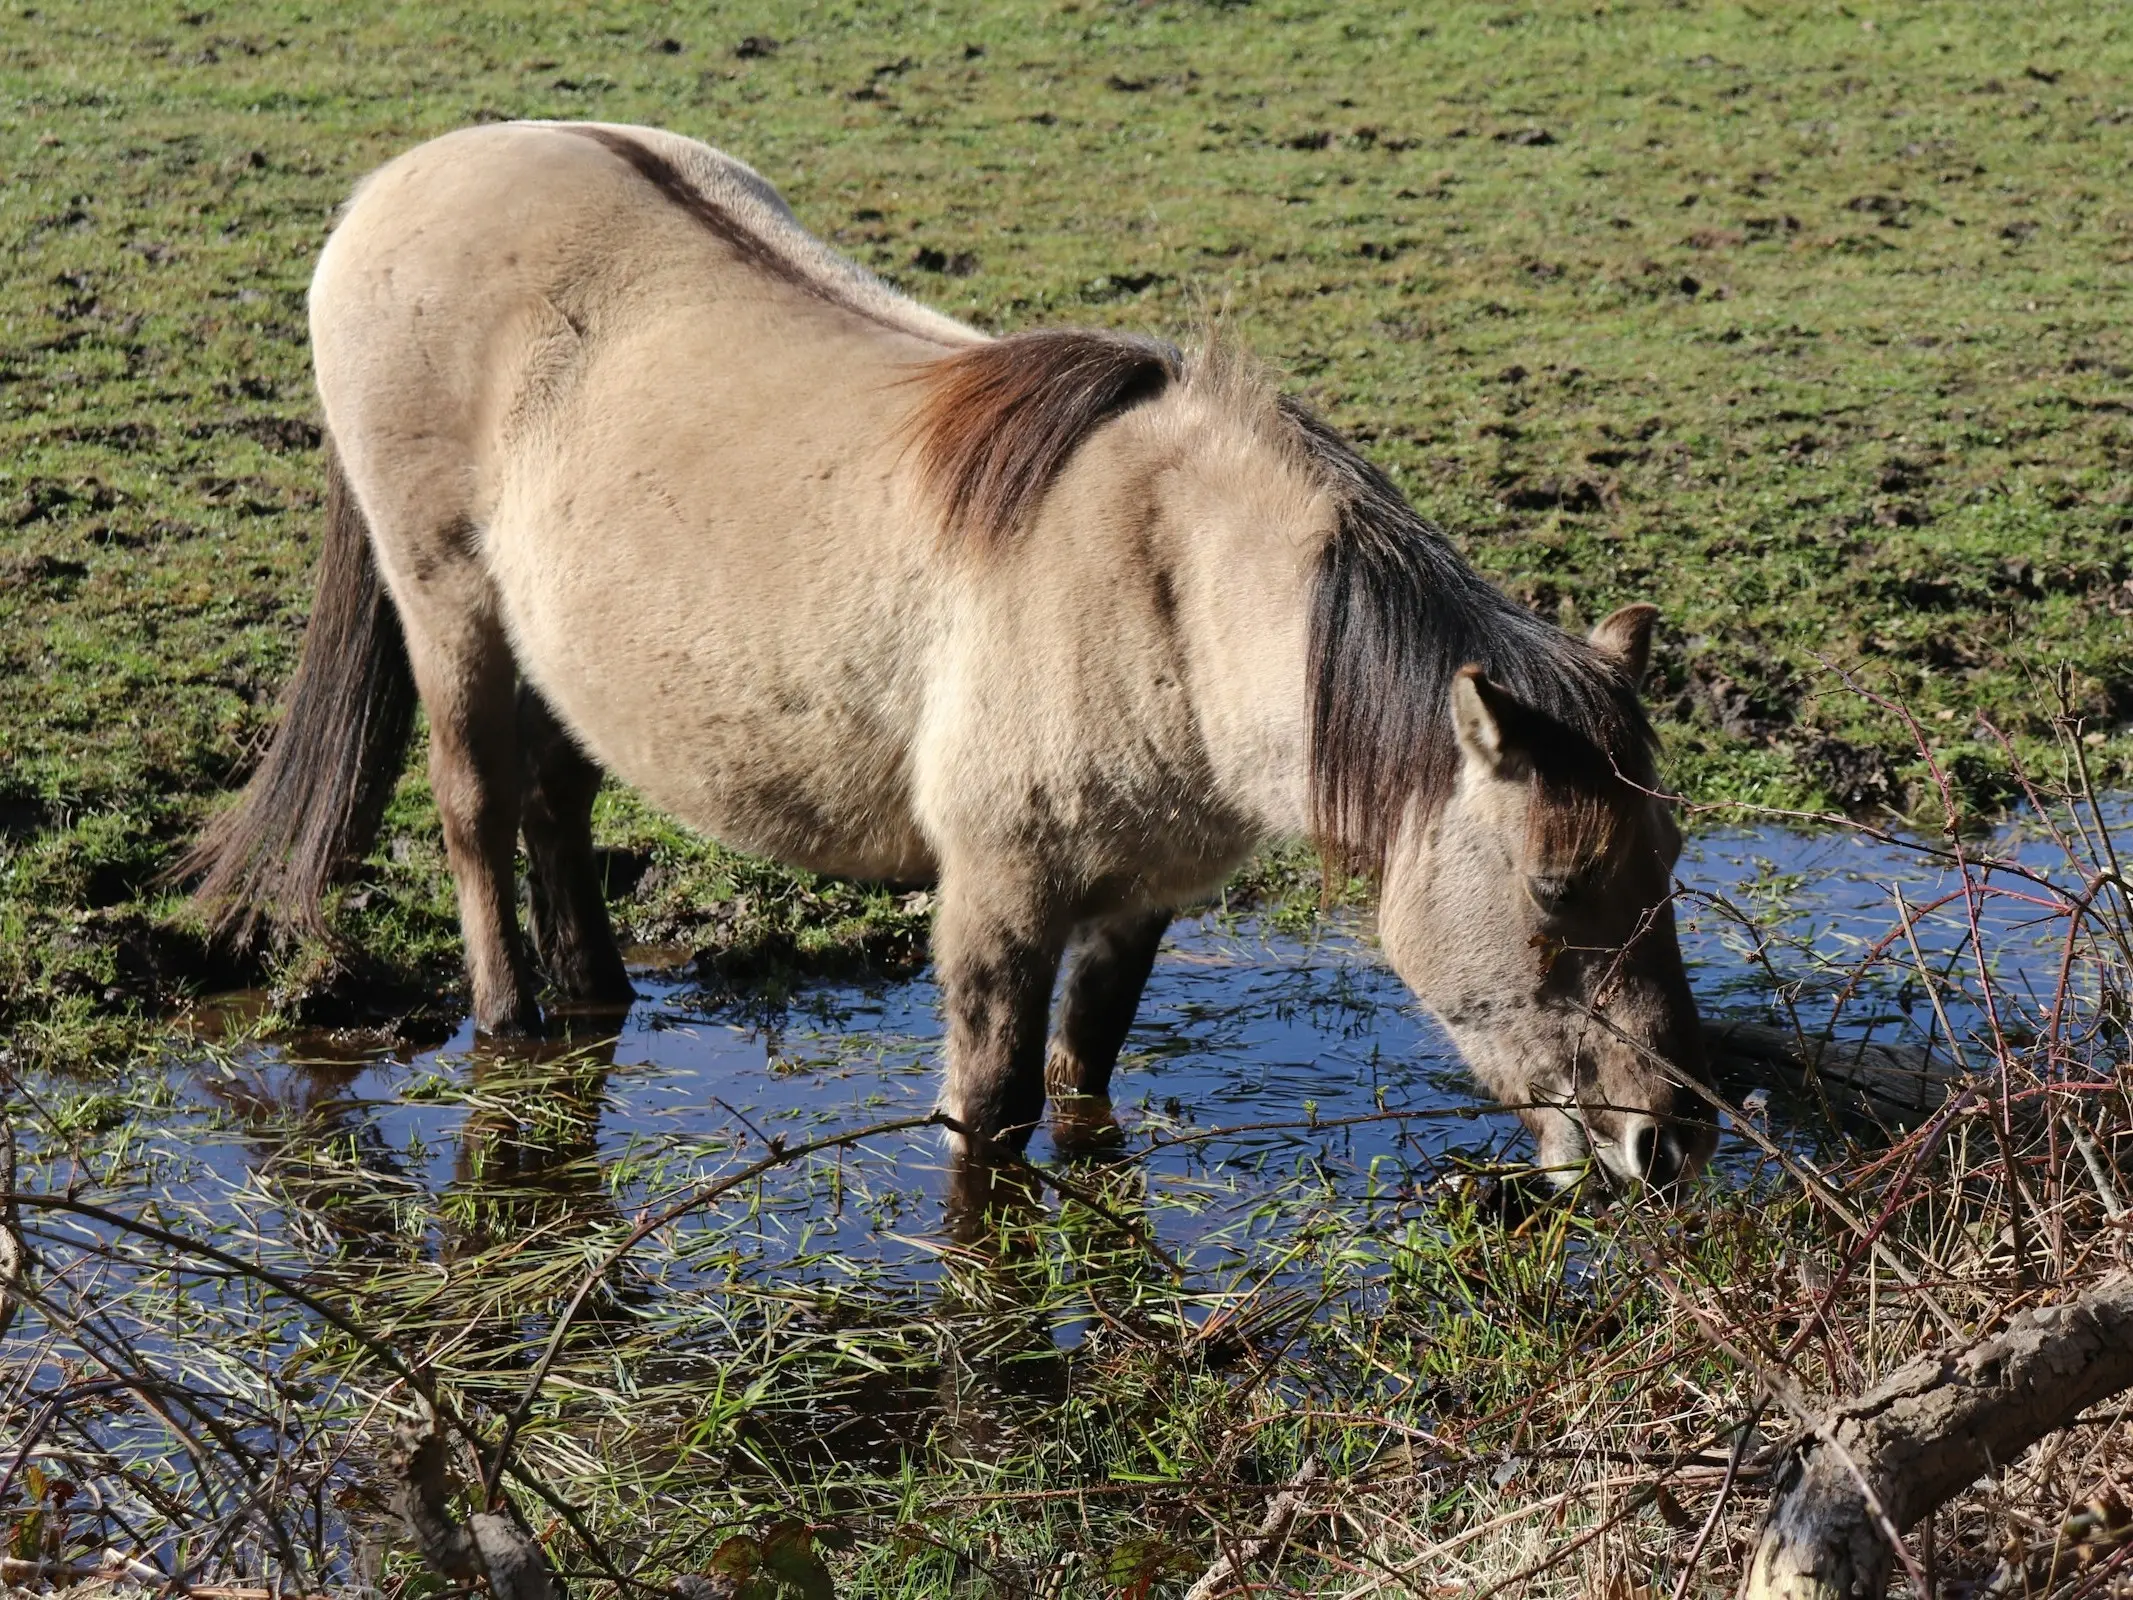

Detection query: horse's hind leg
xmin=932 ymin=859 xmax=1072 ymax=1149
xmin=393 ymin=592 xmax=542 ymax=1035
xmin=1046 ymin=909 xmax=1169 ymax=1102
xmin=519 ymin=687 xmax=633 ymax=1009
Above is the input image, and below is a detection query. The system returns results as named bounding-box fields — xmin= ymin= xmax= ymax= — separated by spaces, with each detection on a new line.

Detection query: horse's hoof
xmin=474 ymin=1003 xmax=546 ymax=1040
xmin=544 ymin=955 xmax=637 ymax=1011
xmin=1049 ymin=1095 xmax=1126 ymax=1158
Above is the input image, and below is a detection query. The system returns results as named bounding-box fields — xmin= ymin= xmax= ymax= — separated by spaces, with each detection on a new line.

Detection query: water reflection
xmin=8 ymin=803 xmax=2125 ymax=1593
xmin=193 ymin=1036 xmax=428 ymax=1263
xmin=443 ymin=1038 xmax=617 ymax=1263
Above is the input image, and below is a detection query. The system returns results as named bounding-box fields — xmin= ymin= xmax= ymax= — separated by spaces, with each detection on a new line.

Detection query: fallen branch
xmin=1183 ymin=1455 xmax=1322 ymax=1600
xmin=392 ymin=1419 xmax=561 ymax=1600
xmin=1742 ymin=1271 xmax=2133 ymax=1600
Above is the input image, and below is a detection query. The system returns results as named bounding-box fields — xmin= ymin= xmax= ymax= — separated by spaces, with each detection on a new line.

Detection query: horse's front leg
xmin=932 ymin=861 xmax=1072 ymax=1152
xmin=1046 ymin=908 xmax=1170 ymax=1102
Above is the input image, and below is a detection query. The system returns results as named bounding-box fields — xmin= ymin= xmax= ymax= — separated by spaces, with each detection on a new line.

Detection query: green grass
xmin=7 ymin=12 xmax=2132 ymax=1581
xmin=4 ymin=1 xmax=2132 ymax=1039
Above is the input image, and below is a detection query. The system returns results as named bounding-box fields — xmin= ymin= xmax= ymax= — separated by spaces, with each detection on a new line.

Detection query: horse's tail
xmin=177 ymin=432 xmax=419 ymax=945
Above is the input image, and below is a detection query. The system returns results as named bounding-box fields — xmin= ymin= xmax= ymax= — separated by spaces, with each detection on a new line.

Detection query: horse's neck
xmin=1146 ymin=428 xmax=1322 ymax=846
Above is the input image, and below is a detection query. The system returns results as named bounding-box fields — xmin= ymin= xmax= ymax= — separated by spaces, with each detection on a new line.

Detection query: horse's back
xmin=311 ymin=120 xmax=971 ymax=492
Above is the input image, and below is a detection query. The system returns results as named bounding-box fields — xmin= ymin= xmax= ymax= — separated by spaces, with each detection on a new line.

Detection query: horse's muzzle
xmin=1604 ymin=1112 xmax=1714 ymax=1194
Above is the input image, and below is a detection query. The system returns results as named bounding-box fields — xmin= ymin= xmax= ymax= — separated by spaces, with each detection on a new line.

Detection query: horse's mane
xmin=903 ymin=329 xmax=1181 ymax=547
xmin=1282 ymin=399 xmax=1657 ymax=876
xmin=904 ymin=329 xmax=1652 ymax=873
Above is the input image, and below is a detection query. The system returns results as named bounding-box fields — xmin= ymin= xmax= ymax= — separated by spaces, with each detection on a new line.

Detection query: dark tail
xmin=178 ymin=435 xmax=419 ymax=945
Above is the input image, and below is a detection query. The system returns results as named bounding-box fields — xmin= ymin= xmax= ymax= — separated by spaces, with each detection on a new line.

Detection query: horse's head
xmin=1373 ymin=605 xmax=1715 ymax=1192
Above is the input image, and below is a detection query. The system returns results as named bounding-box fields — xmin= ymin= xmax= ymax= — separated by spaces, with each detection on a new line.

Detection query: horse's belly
xmin=493 ymin=543 xmax=937 ymax=883
xmin=640 ymin=747 xmax=936 ymax=884
xmin=583 ymin=685 xmax=933 ymax=882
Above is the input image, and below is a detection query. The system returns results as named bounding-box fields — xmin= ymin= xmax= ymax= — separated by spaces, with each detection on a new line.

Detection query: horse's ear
xmin=1451 ymin=664 xmax=1514 ymax=774
xmin=1589 ymin=603 xmax=1659 ymax=683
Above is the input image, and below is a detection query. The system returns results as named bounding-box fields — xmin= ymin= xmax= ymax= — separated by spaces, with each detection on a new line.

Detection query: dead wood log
xmin=1701 ymin=1020 xmax=1950 ymax=1126
xmin=390 ymin=1419 xmax=561 ymax=1600
xmin=1742 ymin=1271 xmax=2133 ymax=1600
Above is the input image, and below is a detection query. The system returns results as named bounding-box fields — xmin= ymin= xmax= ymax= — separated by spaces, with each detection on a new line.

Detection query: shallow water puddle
xmin=34 ymin=800 xmax=2124 ymax=1291
xmin=167 ymin=915 xmax=1486 ymax=1288
xmin=1680 ymin=800 xmax=2129 ymax=1046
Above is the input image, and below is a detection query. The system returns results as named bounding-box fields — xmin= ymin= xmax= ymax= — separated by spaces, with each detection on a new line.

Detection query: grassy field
xmin=4 ymin=5 xmax=2133 ymax=1595
xmin=3 ymin=0 xmax=2133 ymax=1045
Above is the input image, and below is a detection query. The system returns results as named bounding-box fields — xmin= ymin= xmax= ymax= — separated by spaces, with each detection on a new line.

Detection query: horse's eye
xmin=1527 ymin=874 xmax=1577 ymax=914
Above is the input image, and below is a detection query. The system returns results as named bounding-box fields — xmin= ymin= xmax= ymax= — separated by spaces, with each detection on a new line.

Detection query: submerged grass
xmin=4 ymin=0 xmax=2133 ymax=1049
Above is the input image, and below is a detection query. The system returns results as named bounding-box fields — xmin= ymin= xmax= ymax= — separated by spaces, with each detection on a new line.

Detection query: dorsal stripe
xmin=559 ymin=125 xmax=906 ymax=333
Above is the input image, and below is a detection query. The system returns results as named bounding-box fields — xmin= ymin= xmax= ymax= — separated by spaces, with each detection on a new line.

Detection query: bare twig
xmin=1183 ymin=1455 xmax=1322 ymax=1600
xmin=1671 ymin=1400 xmax=1766 ymax=1600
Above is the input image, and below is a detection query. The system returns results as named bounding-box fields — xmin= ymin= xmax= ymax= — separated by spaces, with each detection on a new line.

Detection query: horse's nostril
xmin=1629 ymin=1118 xmax=1661 ymax=1181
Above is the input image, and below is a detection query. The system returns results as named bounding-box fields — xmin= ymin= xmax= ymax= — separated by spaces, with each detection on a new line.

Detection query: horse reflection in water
xmin=442 ymin=1039 xmax=613 ymax=1258
xmin=930 ymin=1153 xmax=1176 ymax=1469
xmin=201 ymin=1027 xmax=643 ymax=1376
xmin=200 ymin=1002 xmax=1155 ymax=1472
xmin=196 ymin=1032 xmax=431 ymax=1266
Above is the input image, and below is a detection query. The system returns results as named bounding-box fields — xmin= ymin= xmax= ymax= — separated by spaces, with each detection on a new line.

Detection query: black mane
xmin=1285 ymin=399 xmax=1656 ymax=874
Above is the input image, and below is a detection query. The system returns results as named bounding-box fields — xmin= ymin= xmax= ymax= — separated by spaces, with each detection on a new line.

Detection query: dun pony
xmin=184 ymin=121 xmax=1714 ymax=1190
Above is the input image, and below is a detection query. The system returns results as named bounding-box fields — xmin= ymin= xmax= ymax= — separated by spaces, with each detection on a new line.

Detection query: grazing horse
xmin=183 ymin=121 xmax=1716 ymax=1190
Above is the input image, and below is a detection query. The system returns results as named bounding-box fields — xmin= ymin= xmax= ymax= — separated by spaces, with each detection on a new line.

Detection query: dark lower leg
xmin=1045 ymin=909 xmax=1169 ymax=1100
xmin=421 ymin=647 xmax=540 ymax=1035
xmin=519 ymin=688 xmax=632 ymax=1007
xmin=933 ymin=866 xmax=1069 ymax=1150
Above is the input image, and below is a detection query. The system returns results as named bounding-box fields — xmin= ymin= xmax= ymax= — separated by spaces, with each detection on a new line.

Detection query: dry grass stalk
xmin=0 ymin=1068 xmax=23 ymax=1348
